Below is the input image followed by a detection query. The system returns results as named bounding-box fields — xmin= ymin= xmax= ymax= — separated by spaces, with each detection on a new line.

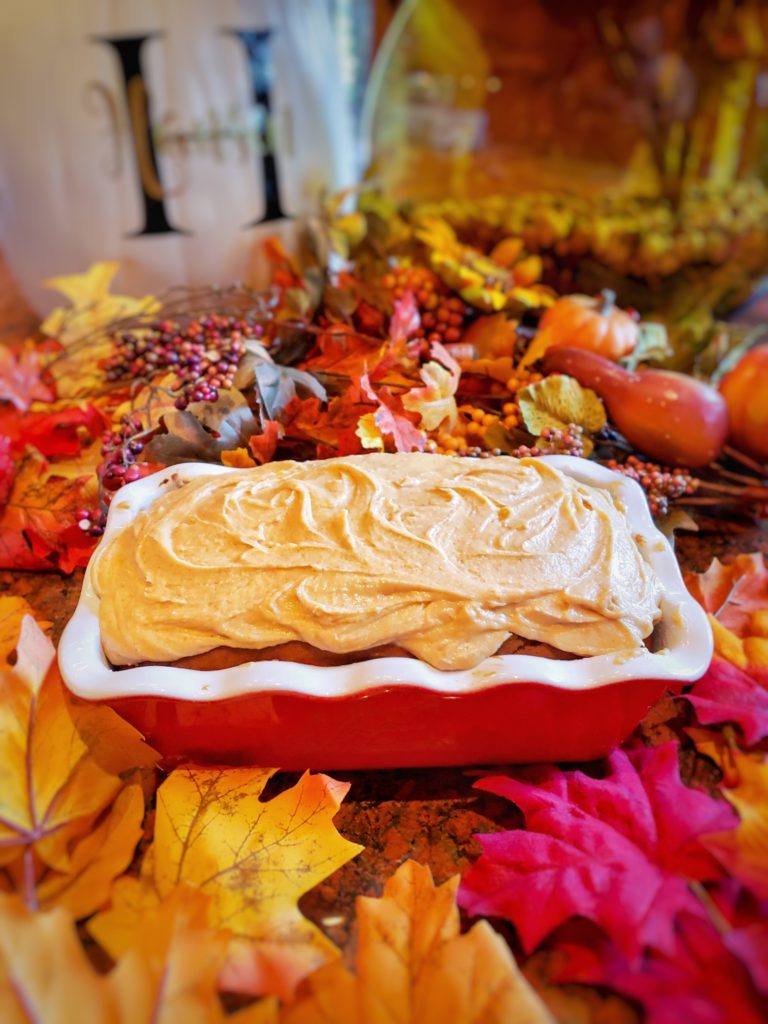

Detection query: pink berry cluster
xmin=605 ymin=455 xmax=698 ymax=516
xmin=100 ymin=413 xmax=146 ymax=492
xmin=512 ymin=424 xmax=586 ymax=459
xmin=102 ymin=314 xmax=260 ymax=408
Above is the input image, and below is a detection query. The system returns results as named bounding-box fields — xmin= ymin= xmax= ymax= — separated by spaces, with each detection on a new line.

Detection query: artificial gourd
xmin=542 ymin=348 xmax=728 ymax=468
xmin=719 ymin=346 xmax=768 ymax=462
xmin=521 ymin=290 xmax=638 ymax=367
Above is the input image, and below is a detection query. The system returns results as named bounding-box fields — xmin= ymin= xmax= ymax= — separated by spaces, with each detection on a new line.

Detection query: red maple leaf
xmin=554 ymin=913 xmax=765 ymax=1024
xmin=0 ymin=436 xmax=13 ymax=506
xmin=680 ymin=657 xmax=768 ymax=745
xmin=458 ymin=744 xmax=736 ymax=959
xmin=9 ymin=403 xmax=108 ymax=458
xmin=0 ymin=453 xmax=97 ymax=573
xmin=248 ymin=420 xmax=282 ymax=465
xmin=0 ymin=343 xmax=54 ymax=411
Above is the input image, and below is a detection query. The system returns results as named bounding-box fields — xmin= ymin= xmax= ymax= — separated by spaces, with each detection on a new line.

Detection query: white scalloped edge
xmin=59 ymin=456 xmax=712 ymax=702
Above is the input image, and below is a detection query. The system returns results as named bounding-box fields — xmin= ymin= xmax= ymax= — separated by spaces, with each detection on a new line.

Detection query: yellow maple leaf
xmin=40 ymin=262 xmax=158 ymax=400
xmin=0 ymin=595 xmax=49 ymax=665
xmin=699 ymin=747 xmax=768 ymax=899
xmin=708 ymin=615 xmax=768 ymax=671
xmin=89 ymin=767 xmax=363 ymax=1001
xmin=283 ymin=860 xmax=554 ymax=1024
xmin=40 ymin=262 xmax=157 ymax=346
xmin=0 ymin=614 xmax=156 ymax=916
xmin=0 ymin=896 xmax=114 ymax=1023
xmin=355 ymin=412 xmax=385 ymax=451
xmin=0 ymin=893 xmax=278 ymax=1024
xmin=222 ymin=447 xmax=257 ymax=468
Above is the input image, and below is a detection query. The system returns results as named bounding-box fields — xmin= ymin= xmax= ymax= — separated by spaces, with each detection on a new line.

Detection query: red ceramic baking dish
xmin=58 ymin=457 xmax=712 ymax=768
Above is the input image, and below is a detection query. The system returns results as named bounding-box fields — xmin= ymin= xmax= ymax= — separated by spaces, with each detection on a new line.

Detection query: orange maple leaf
xmin=0 ymin=892 xmax=278 ymax=1024
xmin=0 ymin=614 xmax=157 ymax=917
xmin=697 ymin=742 xmax=768 ymax=899
xmin=283 ymin=860 xmax=554 ymax=1024
xmin=0 ymin=595 xmax=49 ymax=665
xmin=686 ymin=554 xmax=768 ymax=670
xmin=89 ymin=767 xmax=363 ymax=1001
xmin=303 ymin=324 xmax=387 ymax=381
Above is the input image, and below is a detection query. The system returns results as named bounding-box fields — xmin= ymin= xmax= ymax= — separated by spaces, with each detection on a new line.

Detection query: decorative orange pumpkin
xmin=522 ymin=290 xmax=638 ymax=367
xmin=719 ymin=345 xmax=768 ymax=462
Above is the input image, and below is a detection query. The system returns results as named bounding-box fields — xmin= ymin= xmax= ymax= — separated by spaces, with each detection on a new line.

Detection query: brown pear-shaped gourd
xmin=542 ymin=348 xmax=728 ymax=467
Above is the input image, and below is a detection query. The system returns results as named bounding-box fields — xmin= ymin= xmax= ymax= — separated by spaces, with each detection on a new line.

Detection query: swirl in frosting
xmin=92 ymin=454 xmax=663 ymax=669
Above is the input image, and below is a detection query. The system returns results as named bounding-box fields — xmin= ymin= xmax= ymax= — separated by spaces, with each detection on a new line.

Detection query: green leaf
xmin=621 ymin=321 xmax=673 ymax=370
xmin=518 ymin=375 xmax=606 ymax=456
xmin=696 ymin=323 xmax=768 ymax=384
xmin=144 ymin=390 xmax=262 ymax=465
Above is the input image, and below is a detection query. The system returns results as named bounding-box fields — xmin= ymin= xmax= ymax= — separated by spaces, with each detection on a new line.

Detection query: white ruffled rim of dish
xmin=59 ymin=456 xmax=712 ymax=702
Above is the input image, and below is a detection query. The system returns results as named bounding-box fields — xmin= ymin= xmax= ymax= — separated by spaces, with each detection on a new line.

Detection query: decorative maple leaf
xmin=40 ymin=262 xmax=158 ymax=401
xmin=0 ymin=893 xmax=277 ymax=1024
xmin=685 ymin=553 xmax=768 ymax=638
xmin=724 ymin=922 xmax=768 ymax=997
xmin=1 ymin=402 xmax=109 ymax=458
xmin=554 ymin=913 xmax=766 ymax=1024
xmin=355 ymin=412 xmax=385 ymax=451
xmin=0 ymin=342 xmax=54 ymax=411
xmin=249 ymin=420 xmax=283 ymax=465
xmin=389 ymin=291 xmax=420 ymax=345
xmin=402 ymin=341 xmax=461 ymax=431
xmin=303 ymin=323 xmax=387 ymax=382
xmin=40 ymin=261 xmax=157 ymax=347
xmin=284 ymin=393 xmax=369 ymax=459
xmin=283 ymin=860 xmax=554 ymax=1024
xmin=89 ymin=766 xmax=363 ymax=1001
xmin=461 ymin=313 xmax=517 ymax=360
xmin=459 ymin=744 xmax=736 ymax=959
xmin=222 ymin=447 xmax=257 ymax=468
xmin=0 ymin=615 xmax=156 ymax=917
xmin=0 ymin=595 xmax=49 ymax=665
xmin=359 ymin=374 xmax=426 ymax=453
xmin=0 ymin=451 xmax=97 ymax=573
xmin=0 ymin=436 xmax=12 ymax=507
xmin=697 ymin=746 xmax=768 ymax=899
xmin=679 ymin=657 xmax=768 ymax=745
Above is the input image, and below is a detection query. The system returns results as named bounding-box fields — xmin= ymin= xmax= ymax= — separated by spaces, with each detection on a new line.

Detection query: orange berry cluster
xmin=417 ymin=295 xmax=469 ymax=345
xmin=429 ymin=402 xmax=521 ymax=456
xmin=381 ymin=265 xmax=446 ymax=308
xmin=504 ymin=368 xmax=543 ymax=395
xmin=382 ymin=265 xmax=470 ymax=345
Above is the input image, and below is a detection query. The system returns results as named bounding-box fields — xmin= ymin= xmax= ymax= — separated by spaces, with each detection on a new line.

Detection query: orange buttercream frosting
xmin=92 ymin=454 xmax=662 ymax=669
